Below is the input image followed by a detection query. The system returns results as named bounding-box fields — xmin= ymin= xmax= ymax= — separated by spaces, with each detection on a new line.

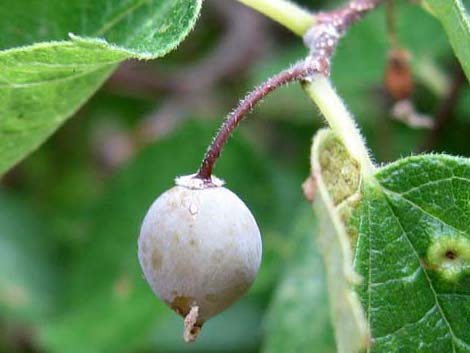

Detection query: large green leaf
xmin=39 ymin=120 xmax=284 ymax=353
xmin=423 ymin=0 xmax=470 ymax=81
xmin=354 ymin=155 xmax=470 ymax=353
xmin=311 ymin=129 xmax=470 ymax=352
xmin=0 ymin=0 xmax=202 ymax=176
xmin=262 ymin=205 xmax=335 ymax=353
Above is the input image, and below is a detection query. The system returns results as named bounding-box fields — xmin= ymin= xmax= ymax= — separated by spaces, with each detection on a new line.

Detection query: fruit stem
xmin=195 ymin=60 xmax=324 ymax=181
xmin=235 ymin=0 xmax=314 ymax=36
xmin=304 ymin=76 xmax=375 ymax=177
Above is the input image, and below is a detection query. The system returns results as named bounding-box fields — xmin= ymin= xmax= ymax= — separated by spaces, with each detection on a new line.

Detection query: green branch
xmin=304 ymin=76 xmax=375 ymax=178
xmin=236 ymin=0 xmax=314 ymax=36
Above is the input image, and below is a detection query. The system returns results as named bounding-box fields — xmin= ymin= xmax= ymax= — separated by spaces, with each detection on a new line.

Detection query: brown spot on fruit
xmin=171 ymin=296 xmax=195 ymax=317
xmin=151 ymin=251 xmax=162 ymax=270
xmin=140 ymin=241 xmax=149 ymax=254
xmin=205 ymin=294 xmax=217 ymax=302
xmin=171 ymin=232 xmax=180 ymax=245
xmin=211 ymin=250 xmax=223 ymax=264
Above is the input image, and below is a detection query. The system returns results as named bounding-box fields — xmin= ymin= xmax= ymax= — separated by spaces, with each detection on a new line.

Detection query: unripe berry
xmin=138 ymin=174 xmax=262 ymax=341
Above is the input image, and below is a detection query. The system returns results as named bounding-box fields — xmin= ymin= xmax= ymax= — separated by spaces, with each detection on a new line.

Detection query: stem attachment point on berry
xmin=176 ymin=173 xmax=224 ymax=189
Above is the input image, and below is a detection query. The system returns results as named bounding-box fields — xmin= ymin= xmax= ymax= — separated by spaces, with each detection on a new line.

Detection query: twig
xmin=303 ymin=0 xmax=384 ymax=75
xmin=196 ymin=60 xmax=321 ymax=180
xmin=419 ymin=67 xmax=467 ymax=152
xmin=236 ymin=0 xmax=314 ymax=36
xmin=196 ymin=0 xmax=385 ymax=181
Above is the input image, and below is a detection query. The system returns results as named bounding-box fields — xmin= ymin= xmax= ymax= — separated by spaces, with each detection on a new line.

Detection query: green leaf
xmin=354 ymin=155 xmax=470 ymax=353
xmin=0 ymin=0 xmax=202 ymax=176
xmin=0 ymin=191 xmax=57 ymax=322
xmin=311 ymin=130 xmax=470 ymax=352
xmin=423 ymin=0 xmax=470 ymax=81
xmin=39 ymin=120 xmax=282 ymax=353
xmin=262 ymin=205 xmax=335 ymax=353
xmin=310 ymin=129 xmax=369 ymax=353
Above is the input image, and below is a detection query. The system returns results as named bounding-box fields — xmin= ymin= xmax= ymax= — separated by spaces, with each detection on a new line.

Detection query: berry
xmin=138 ymin=174 xmax=262 ymax=342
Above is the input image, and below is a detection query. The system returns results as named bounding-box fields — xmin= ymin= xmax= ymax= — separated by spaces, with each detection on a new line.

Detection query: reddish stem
xmin=195 ymin=60 xmax=323 ymax=181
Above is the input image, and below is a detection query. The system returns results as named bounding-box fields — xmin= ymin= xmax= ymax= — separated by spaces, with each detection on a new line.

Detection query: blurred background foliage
xmin=1 ymin=0 xmax=469 ymax=352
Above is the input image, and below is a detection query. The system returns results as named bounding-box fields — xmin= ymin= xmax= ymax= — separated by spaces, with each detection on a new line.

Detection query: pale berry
xmin=138 ymin=174 xmax=262 ymax=341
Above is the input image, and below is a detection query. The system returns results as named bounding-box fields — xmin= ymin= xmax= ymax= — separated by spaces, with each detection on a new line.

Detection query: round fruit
xmin=138 ymin=174 xmax=262 ymax=341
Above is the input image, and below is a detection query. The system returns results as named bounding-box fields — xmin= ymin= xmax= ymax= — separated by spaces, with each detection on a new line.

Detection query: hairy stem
xmin=196 ymin=60 xmax=323 ymax=181
xmin=300 ymin=0 xmax=383 ymax=177
xmin=303 ymin=0 xmax=385 ymax=74
xmin=196 ymin=0 xmax=385 ymax=181
xmin=304 ymin=77 xmax=375 ymax=177
xmin=236 ymin=0 xmax=314 ymax=36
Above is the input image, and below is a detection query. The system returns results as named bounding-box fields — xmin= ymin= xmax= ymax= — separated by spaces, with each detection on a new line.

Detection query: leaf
xmin=311 ymin=129 xmax=470 ymax=352
xmin=0 ymin=0 xmax=202 ymax=176
xmin=423 ymin=0 xmax=470 ymax=81
xmin=0 ymin=191 xmax=57 ymax=322
xmin=39 ymin=120 xmax=283 ymax=353
xmin=353 ymin=155 xmax=470 ymax=353
xmin=262 ymin=205 xmax=336 ymax=353
xmin=310 ymin=129 xmax=369 ymax=353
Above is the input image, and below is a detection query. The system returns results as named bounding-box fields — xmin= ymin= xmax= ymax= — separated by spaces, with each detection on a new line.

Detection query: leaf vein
xmin=382 ymin=187 xmax=466 ymax=235
xmin=0 ymin=63 xmax=113 ymax=88
xmin=372 ymin=304 xmax=438 ymax=341
xmin=395 ymin=176 xmax=470 ymax=197
xmin=92 ymin=0 xmax=148 ymax=38
xmin=371 ymin=266 xmax=422 ymax=286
